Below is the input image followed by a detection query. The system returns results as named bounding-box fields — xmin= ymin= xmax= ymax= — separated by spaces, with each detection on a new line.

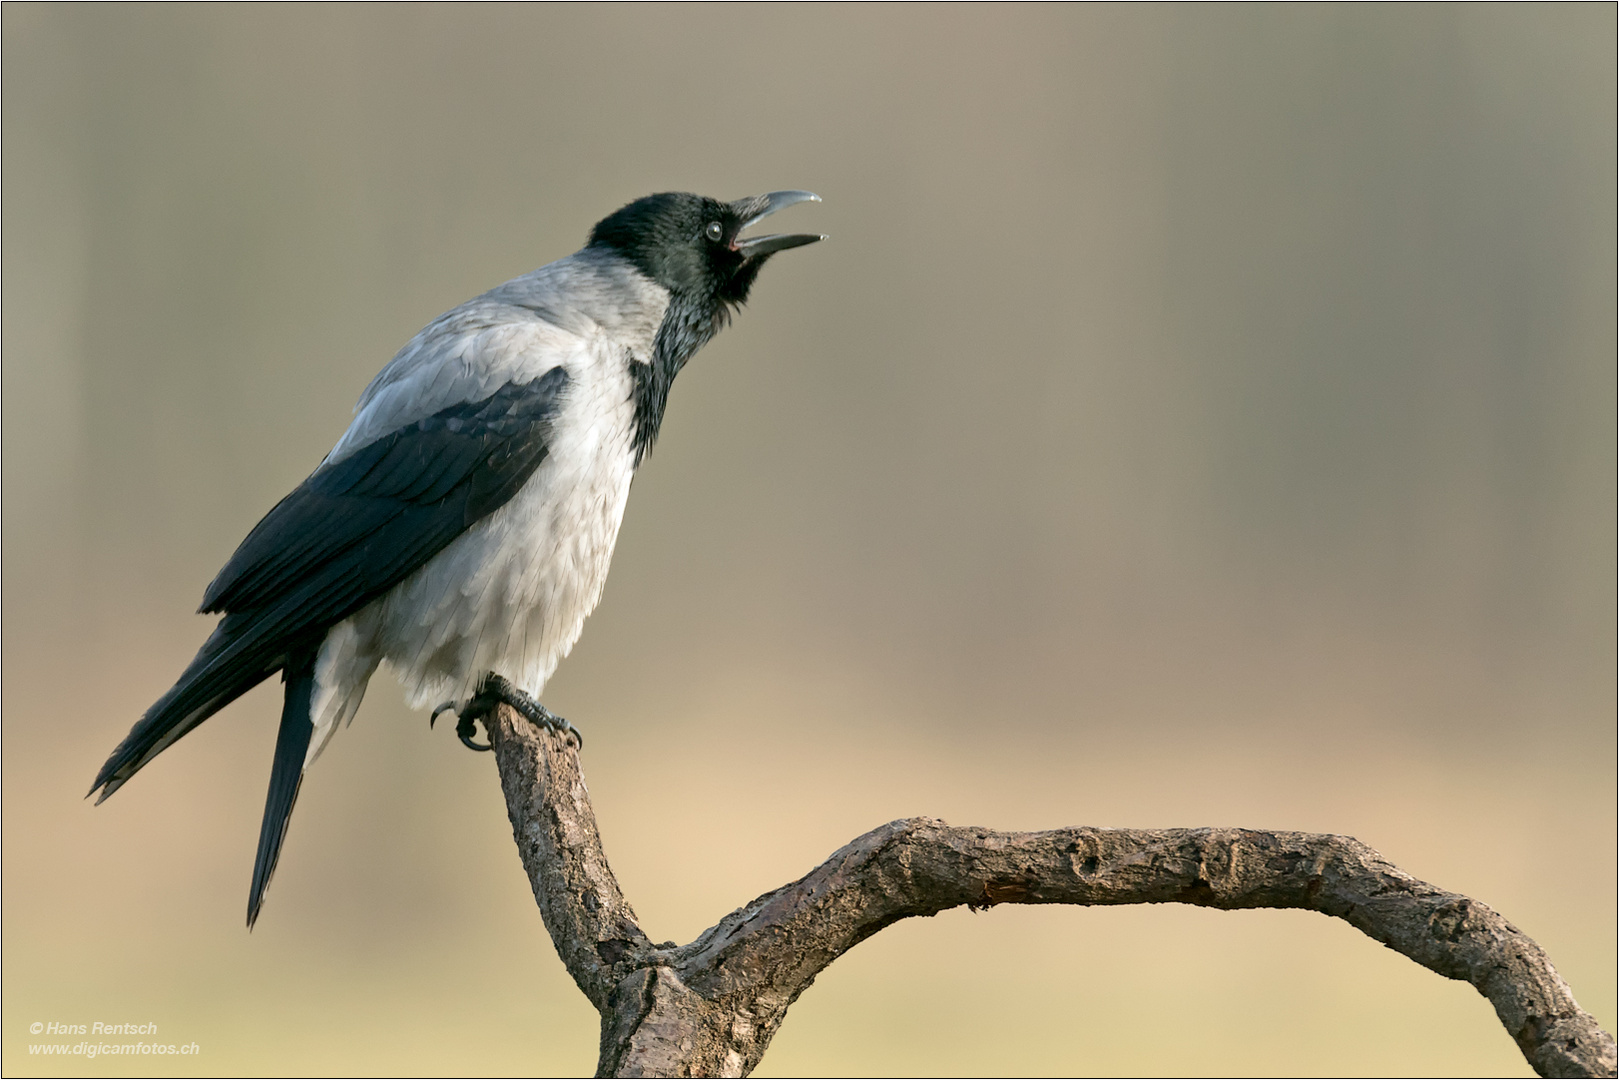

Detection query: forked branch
xmin=485 ymin=706 xmax=1616 ymax=1078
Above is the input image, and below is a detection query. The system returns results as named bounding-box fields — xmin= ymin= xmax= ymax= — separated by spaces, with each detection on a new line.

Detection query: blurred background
xmin=3 ymin=6 xmax=1612 ymax=1076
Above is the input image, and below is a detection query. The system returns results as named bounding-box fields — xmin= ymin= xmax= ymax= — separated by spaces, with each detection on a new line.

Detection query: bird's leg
xmin=433 ymin=674 xmax=583 ymax=751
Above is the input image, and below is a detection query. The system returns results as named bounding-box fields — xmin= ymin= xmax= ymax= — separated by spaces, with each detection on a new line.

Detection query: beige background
xmin=4 ymin=6 xmax=1613 ymax=1076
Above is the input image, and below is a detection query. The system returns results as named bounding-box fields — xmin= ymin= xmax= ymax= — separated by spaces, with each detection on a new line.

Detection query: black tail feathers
xmin=247 ymin=646 xmax=318 ymax=929
xmin=92 ymin=609 xmax=323 ymax=929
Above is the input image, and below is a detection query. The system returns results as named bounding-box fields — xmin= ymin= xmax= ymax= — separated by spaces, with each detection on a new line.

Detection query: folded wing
xmin=90 ymin=366 xmax=571 ymax=801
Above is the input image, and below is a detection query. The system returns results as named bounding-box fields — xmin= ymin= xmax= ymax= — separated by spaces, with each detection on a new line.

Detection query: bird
xmin=90 ymin=190 xmax=824 ymax=927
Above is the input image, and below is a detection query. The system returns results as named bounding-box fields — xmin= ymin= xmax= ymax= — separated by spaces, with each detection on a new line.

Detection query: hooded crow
xmin=90 ymin=190 xmax=824 ymax=927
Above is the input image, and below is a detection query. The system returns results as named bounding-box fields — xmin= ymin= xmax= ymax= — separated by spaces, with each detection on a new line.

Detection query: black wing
xmin=91 ymin=367 xmax=571 ymax=800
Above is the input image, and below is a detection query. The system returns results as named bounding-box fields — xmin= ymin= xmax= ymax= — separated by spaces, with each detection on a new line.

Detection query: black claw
xmin=429 ymin=701 xmax=456 ymax=730
xmin=456 ymin=710 xmax=492 ymax=752
xmin=432 ymin=697 xmax=493 ymax=752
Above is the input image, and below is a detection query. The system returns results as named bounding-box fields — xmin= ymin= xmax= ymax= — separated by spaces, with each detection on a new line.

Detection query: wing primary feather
xmin=89 ymin=614 xmax=296 ymax=801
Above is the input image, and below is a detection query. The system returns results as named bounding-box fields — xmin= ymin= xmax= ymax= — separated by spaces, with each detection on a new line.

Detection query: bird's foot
xmin=431 ymin=674 xmax=582 ymax=752
xmin=429 ymin=696 xmax=493 ymax=752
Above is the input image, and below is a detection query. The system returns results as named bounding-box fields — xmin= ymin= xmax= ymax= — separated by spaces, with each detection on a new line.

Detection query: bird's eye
xmin=705 ymin=221 xmax=725 ymax=242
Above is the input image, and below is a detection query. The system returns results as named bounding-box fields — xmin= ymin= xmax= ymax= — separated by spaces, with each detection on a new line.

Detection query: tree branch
xmin=485 ymin=706 xmax=1616 ymax=1078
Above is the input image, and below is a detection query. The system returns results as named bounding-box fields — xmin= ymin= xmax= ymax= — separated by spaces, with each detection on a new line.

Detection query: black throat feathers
xmin=630 ymin=291 xmax=726 ymax=466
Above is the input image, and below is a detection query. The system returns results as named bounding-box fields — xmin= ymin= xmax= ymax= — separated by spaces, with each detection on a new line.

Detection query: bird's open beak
xmin=730 ymin=190 xmax=826 ymax=257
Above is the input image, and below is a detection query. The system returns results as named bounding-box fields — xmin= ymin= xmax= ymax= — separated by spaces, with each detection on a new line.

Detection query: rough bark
xmin=484 ymin=706 xmax=1616 ymax=1078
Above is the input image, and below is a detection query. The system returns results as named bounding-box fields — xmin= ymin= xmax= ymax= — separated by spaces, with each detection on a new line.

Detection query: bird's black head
xmin=588 ymin=190 xmax=823 ymax=308
xmin=590 ymin=190 xmax=823 ymax=465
